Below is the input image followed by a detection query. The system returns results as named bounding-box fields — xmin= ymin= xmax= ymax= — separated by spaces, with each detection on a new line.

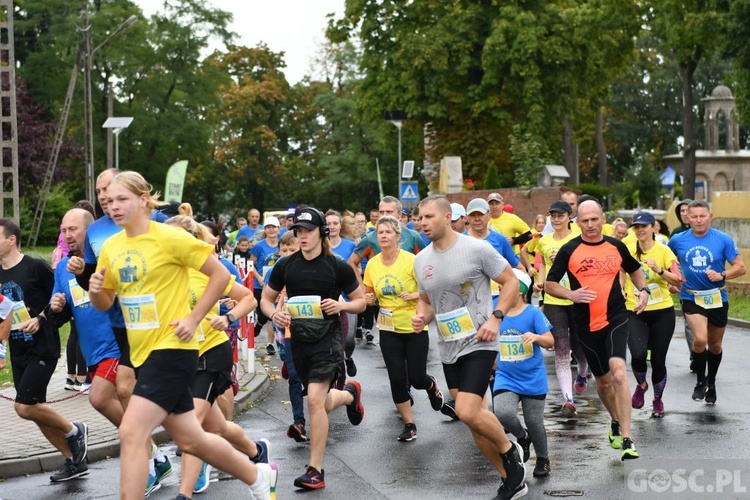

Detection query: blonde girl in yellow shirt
xmin=88 ymin=172 xmax=276 ymax=499
xmin=363 ymin=216 xmax=445 ymax=442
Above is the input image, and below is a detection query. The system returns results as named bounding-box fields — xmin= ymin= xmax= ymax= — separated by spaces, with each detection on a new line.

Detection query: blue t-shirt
xmin=463 ymin=229 xmax=520 ymax=268
xmin=219 ymin=256 xmax=243 ymax=327
xmin=53 ymin=257 xmax=120 ymax=366
xmin=237 ymin=225 xmax=264 ymax=243
xmin=493 ymin=305 xmax=552 ymax=396
xmin=252 ymin=240 xmax=279 ymax=289
xmin=332 ymin=238 xmax=357 ymax=263
xmin=419 ymin=232 xmax=431 ymax=247
xmin=668 ymin=228 xmax=739 ymax=302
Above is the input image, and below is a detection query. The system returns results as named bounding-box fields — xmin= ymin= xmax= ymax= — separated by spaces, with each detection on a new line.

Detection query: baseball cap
xmin=548 ymin=200 xmax=572 ymax=215
xmin=631 ymin=212 xmax=656 ymax=226
xmin=466 ymin=198 xmax=490 ymax=215
xmin=450 ymin=203 xmax=466 ymax=221
xmin=487 ymin=192 xmax=504 ymax=204
xmin=263 ymin=216 xmax=280 ymax=227
xmin=286 ymin=208 xmax=295 ymax=219
xmin=512 ymin=268 xmax=532 ymax=296
xmin=291 ymin=208 xmax=325 ymax=231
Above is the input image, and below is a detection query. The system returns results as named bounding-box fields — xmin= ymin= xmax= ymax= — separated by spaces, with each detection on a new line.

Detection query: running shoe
xmin=441 ymin=399 xmax=459 ymax=420
xmin=651 ymin=397 xmax=665 ymax=418
xmin=253 ymin=438 xmax=271 ymax=464
xmin=193 ymin=462 xmax=211 ymax=494
xmin=365 ymin=329 xmax=374 ymax=343
xmin=345 ymin=357 xmax=357 ymax=377
xmin=608 ymin=420 xmax=622 ymax=449
xmin=533 ymin=457 xmax=550 ymax=477
xmin=266 ymin=343 xmax=276 ymax=356
xmin=64 ymin=378 xmax=78 ymax=391
xmin=344 ymin=381 xmax=364 ymax=425
xmin=49 ymin=458 xmax=89 ymax=482
xmin=705 ymin=385 xmax=717 ymax=404
xmin=426 ymin=376 xmax=444 ymax=411
xmin=574 ymin=374 xmax=588 ymax=395
xmin=632 ymin=382 xmax=648 ymax=409
xmin=287 ymin=423 xmax=309 ymax=442
xmin=692 ymin=381 xmax=707 ymax=401
xmin=621 ymin=437 xmax=639 ymax=460
xmin=67 ymin=422 xmax=88 ymax=465
xmin=79 ymin=381 xmax=91 ymax=393
xmin=176 ymin=495 xmax=191 ymax=500
xmin=145 ymin=472 xmax=161 ymax=497
xmin=294 ymin=464 xmax=325 ymax=490
xmin=154 ymin=455 xmax=173 ymax=483
xmin=561 ymin=401 xmax=577 ymax=418
xmin=250 ymin=462 xmax=278 ymax=500
xmin=497 ymin=441 xmax=528 ymax=500
xmin=517 ymin=431 xmax=531 ymax=463
xmin=397 ymin=423 xmax=417 ymax=442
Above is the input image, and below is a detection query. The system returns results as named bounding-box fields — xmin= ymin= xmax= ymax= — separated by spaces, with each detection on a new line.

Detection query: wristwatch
xmin=225 ymin=312 xmax=237 ymax=323
xmin=721 ymin=271 xmax=727 ymax=279
xmin=492 ymin=310 xmax=505 ymax=320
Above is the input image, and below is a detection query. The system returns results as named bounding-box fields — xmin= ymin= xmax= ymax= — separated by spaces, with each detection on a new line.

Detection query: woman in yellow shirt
xmin=623 ymin=212 xmax=682 ymax=418
xmin=363 ymin=216 xmax=445 ymax=442
xmin=88 ymin=171 xmax=276 ymax=499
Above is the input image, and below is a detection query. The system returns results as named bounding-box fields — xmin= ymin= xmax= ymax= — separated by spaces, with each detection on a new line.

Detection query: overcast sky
xmin=135 ymin=0 xmax=345 ymax=83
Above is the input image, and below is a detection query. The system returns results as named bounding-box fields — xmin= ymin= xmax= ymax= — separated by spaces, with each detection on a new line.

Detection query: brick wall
xmin=444 ymin=187 xmax=564 ymax=226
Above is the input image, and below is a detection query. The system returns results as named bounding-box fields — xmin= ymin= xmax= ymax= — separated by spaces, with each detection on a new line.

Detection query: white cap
xmin=450 ymin=203 xmax=466 ymax=221
xmin=512 ymin=268 xmax=532 ymax=295
xmin=264 ymin=216 xmax=280 ymax=227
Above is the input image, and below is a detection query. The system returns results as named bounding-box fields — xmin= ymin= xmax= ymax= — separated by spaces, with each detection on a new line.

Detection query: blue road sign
xmin=400 ymin=182 xmax=419 ymax=202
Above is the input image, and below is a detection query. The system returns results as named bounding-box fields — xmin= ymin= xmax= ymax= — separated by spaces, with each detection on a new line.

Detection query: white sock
xmin=148 ymin=457 xmax=156 ymax=476
xmin=64 ymin=425 xmax=78 ymax=438
xmin=251 ymin=466 xmax=265 ymax=487
xmin=154 ymin=448 xmax=166 ymax=463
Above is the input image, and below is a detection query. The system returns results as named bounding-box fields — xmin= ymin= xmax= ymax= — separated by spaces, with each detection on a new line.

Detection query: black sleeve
xmin=75 ymin=263 xmax=97 ymax=291
xmin=48 ymin=305 xmax=73 ymax=328
xmin=512 ymin=231 xmax=533 ymax=246
xmin=546 ymin=241 xmax=574 ymax=283
xmin=336 ymin=257 xmax=360 ymax=296
xmin=266 ymin=255 xmax=290 ymax=292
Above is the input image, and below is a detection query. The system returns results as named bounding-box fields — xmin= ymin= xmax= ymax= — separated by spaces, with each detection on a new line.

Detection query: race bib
xmin=287 ymin=295 xmax=324 ymax=319
xmin=435 ymin=307 xmax=476 ymax=342
xmin=560 ymin=272 xmax=570 ymax=290
xmin=694 ymin=288 xmax=722 ymax=310
xmin=10 ymin=300 xmax=32 ymax=331
xmin=646 ymin=283 xmax=663 ymax=306
xmin=377 ymin=308 xmax=395 ymax=332
xmin=498 ymin=335 xmax=533 ymax=362
xmin=119 ymin=294 xmax=160 ymax=330
xmin=68 ymin=278 xmax=91 ymax=307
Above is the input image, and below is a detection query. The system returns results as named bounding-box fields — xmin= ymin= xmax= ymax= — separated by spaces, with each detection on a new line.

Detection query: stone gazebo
xmin=664 ymin=85 xmax=750 ymax=201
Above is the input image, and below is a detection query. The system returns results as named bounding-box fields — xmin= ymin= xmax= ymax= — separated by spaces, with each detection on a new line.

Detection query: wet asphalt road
xmin=1 ymin=317 xmax=749 ymax=500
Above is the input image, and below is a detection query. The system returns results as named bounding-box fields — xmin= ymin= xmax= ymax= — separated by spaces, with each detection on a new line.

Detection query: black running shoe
xmin=441 ymin=399 xmax=459 ymax=420
xmin=533 ymin=457 xmax=550 ymax=477
xmin=493 ymin=479 xmax=528 ymax=500
xmin=287 ymin=423 xmax=309 ymax=442
xmin=499 ymin=441 xmax=527 ymax=499
xmin=517 ymin=431 xmax=531 ymax=463
xmin=426 ymin=376 xmax=444 ymax=411
xmin=692 ymin=381 xmax=707 ymax=401
xmin=67 ymin=422 xmax=88 ymax=465
xmin=705 ymin=385 xmax=717 ymax=404
xmin=345 ymin=381 xmax=364 ymax=425
xmin=294 ymin=465 xmax=325 ymax=490
xmin=50 ymin=458 xmax=89 ymax=482
xmin=397 ymin=423 xmax=417 ymax=442
xmin=345 ymin=357 xmax=357 ymax=377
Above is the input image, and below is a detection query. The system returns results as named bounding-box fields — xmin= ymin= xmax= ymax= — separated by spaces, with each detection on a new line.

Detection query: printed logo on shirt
xmin=575 ymin=253 xmax=620 ymax=275
xmin=111 ymin=250 xmax=148 ymax=293
xmin=686 ymin=246 xmax=713 ymax=271
xmin=421 ymin=265 xmax=434 ymax=281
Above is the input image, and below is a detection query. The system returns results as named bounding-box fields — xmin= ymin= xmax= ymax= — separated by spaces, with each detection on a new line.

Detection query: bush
xmin=20 ymin=183 xmax=76 ymax=247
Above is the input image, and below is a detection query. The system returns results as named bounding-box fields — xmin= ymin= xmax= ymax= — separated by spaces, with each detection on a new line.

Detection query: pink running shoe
xmin=631 ymin=382 xmax=648 ymax=409
xmin=574 ymin=374 xmax=588 ymax=395
xmin=651 ymin=398 xmax=665 ymax=418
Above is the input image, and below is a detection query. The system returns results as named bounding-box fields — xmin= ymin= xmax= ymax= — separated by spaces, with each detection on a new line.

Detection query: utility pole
xmin=0 ymin=0 xmax=20 ymax=224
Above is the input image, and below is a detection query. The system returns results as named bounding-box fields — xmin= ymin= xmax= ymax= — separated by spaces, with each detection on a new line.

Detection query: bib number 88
xmin=446 ymin=319 xmax=462 ymax=334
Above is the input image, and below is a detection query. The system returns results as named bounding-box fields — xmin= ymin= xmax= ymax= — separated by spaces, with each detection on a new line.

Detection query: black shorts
xmin=442 ymin=349 xmax=497 ymax=397
xmin=192 ymin=342 xmax=234 ymax=404
xmin=291 ymin=322 xmax=344 ymax=391
xmin=12 ymin=354 xmax=56 ymax=405
xmin=577 ymin=316 xmax=629 ymax=377
xmin=112 ymin=326 xmax=133 ymax=368
xmin=682 ymin=300 xmax=729 ymax=328
xmin=133 ymin=349 xmax=197 ymax=414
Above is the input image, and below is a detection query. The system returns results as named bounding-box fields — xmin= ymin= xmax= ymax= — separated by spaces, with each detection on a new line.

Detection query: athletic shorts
xmin=12 ymin=354 xmax=56 ymax=405
xmin=291 ymin=322 xmax=344 ymax=392
xmin=88 ymin=357 xmax=120 ymax=385
xmin=442 ymin=349 xmax=497 ymax=397
xmin=133 ymin=349 xmax=197 ymax=414
xmin=577 ymin=316 xmax=629 ymax=377
xmin=112 ymin=327 xmax=133 ymax=368
xmin=192 ymin=342 xmax=234 ymax=404
xmin=682 ymin=300 xmax=729 ymax=328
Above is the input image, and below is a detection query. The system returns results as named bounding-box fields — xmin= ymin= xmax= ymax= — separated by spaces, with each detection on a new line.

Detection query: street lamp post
xmin=385 ymin=110 xmax=406 ymax=202
xmin=102 ymin=117 xmax=134 ymax=168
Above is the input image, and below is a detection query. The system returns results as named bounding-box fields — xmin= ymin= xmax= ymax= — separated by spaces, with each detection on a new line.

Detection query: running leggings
xmin=543 ymin=304 xmax=589 ymax=402
xmin=379 ymin=330 xmax=432 ymax=404
xmin=627 ymin=308 xmax=675 ymax=392
xmin=493 ymin=391 xmax=548 ymax=458
xmin=66 ymin=319 xmax=87 ymax=377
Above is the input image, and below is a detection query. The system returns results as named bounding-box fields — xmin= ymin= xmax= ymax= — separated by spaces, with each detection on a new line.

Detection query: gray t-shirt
xmin=414 ymin=233 xmax=508 ymax=364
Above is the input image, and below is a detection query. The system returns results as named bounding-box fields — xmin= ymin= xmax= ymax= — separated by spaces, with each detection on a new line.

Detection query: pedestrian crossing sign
xmin=401 ymin=182 xmax=419 ymax=202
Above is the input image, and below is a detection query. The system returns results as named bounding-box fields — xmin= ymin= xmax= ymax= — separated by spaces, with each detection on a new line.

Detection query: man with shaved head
xmin=545 ymin=200 xmax=648 ymax=461
xmin=412 ymin=195 xmax=528 ymax=500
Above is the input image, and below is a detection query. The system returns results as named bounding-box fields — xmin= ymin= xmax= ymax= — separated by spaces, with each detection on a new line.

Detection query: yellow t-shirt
xmin=363 ymin=250 xmax=418 ymax=334
xmin=100 ymin=221 xmax=217 ymax=367
xmin=489 ymin=213 xmax=530 ymax=255
xmin=188 ymin=268 xmax=235 ymax=356
xmin=537 ymin=231 xmax=578 ymax=306
xmin=624 ymin=241 xmax=677 ymax=311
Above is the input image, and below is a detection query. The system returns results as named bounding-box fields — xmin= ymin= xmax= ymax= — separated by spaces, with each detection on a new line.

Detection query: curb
xmin=0 ymin=371 xmax=270 ymax=479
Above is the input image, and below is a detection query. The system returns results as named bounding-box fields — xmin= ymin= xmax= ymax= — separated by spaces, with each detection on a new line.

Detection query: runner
xmin=251 ymin=217 xmax=280 ymax=355
xmin=260 ymin=207 xmax=366 ymax=490
xmin=492 ymin=270 xmax=554 ymax=478
xmin=0 ymin=218 xmax=89 ymax=482
xmin=363 ymin=216 xmax=444 ymax=442
xmin=412 ymin=195 xmax=527 ymax=500
xmin=623 ymin=212 xmax=682 ymax=417
xmin=667 ymin=200 xmax=746 ymax=404
xmin=545 ymin=200 xmax=648 ymax=460
xmin=486 ymin=192 xmax=532 ymax=258
xmin=87 ymin=171 xmax=277 ymax=499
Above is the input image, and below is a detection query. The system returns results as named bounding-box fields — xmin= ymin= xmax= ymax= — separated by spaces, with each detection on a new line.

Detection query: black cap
xmin=548 ymin=200 xmax=572 ymax=215
xmin=291 ymin=208 xmax=325 ymax=231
